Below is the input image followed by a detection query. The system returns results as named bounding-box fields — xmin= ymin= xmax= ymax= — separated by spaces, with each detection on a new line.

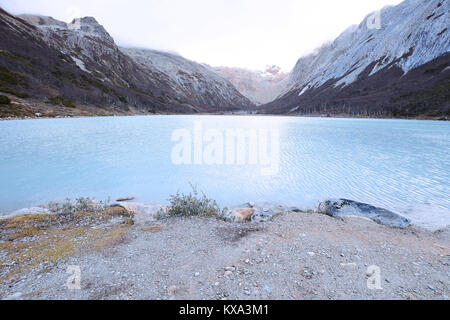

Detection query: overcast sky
xmin=0 ymin=0 xmax=403 ymax=71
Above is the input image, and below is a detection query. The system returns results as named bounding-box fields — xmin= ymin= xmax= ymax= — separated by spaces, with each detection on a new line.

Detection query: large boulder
xmin=318 ymin=199 xmax=411 ymax=228
xmin=221 ymin=202 xmax=300 ymax=223
xmin=244 ymin=202 xmax=300 ymax=222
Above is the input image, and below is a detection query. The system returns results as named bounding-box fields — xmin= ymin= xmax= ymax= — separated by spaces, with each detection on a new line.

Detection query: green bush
xmin=46 ymin=96 xmax=78 ymax=108
xmin=166 ymin=184 xmax=222 ymax=217
xmin=0 ymin=86 xmax=29 ymax=98
xmin=0 ymin=94 xmax=11 ymax=105
xmin=48 ymin=197 xmax=109 ymax=216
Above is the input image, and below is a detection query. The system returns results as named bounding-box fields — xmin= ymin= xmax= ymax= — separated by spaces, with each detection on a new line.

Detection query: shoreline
xmin=2 ymin=199 xmax=450 ymax=232
xmin=0 ymin=107 xmax=448 ymax=122
xmin=0 ymin=204 xmax=448 ymax=300
xmin=1 ymin=113 xmax=448 ymax=122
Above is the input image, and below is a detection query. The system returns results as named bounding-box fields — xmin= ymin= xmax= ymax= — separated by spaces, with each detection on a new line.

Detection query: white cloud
xmin=0 ymin=0 xmax=403 ymax=71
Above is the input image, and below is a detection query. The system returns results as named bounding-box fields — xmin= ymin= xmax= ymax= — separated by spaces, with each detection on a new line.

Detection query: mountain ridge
xmin=0 ymin=8 xmax=253 ymax=118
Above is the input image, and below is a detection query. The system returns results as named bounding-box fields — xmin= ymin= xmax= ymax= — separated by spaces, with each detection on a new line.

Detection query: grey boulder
xmin=318 ymin=199 xmax=411 ymax=228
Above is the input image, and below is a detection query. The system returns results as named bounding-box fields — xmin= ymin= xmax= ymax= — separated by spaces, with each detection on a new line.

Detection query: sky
xmin=0 ymin=0 xmax=404 ymax=71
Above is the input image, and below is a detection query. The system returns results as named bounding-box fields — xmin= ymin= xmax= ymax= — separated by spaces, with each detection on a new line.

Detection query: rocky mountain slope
xmin=121 ymin=48 xmax=252 ymax=110
xmin=0 ymin=9 xmax=252 ymax=116
xmin=213 ymin=65 xmax=288 ymax=105
xmin=262 ymin=0 xmax=450 ymax=118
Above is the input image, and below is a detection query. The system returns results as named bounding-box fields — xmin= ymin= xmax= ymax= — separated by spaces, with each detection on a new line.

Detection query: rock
xmin=194 ymin=272 xmax=200 ymax=277
xmin=1 ymin=207 xmax=50 ymax=220
xmin=224 ymin=202 xmax=298 ymax=222
xmin=116 ymin=197 xmax=135 ymax=202
xmin=318 ymin=199 xmax=411 ymax=228
xmin=223 ymin=208 xmax=255 ymax=223
xmin=104 ymin=205 xmax=130 ymax=217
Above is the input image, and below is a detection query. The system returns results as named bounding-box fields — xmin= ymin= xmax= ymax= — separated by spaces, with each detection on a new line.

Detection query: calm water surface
xmin=1 ymin=116 xmax=449 ymax=229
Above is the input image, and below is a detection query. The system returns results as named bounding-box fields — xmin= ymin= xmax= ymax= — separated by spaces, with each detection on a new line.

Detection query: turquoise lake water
xmin=0 ymin=115 xmax=449 ymax=229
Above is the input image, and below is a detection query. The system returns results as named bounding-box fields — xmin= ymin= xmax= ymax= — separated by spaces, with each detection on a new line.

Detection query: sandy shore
xmin=0 ymin=206 xmax=448 ymax=300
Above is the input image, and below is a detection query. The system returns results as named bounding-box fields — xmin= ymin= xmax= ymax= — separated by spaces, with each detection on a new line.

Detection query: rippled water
xmin=0 ymin=116 xmax=449 ymax=229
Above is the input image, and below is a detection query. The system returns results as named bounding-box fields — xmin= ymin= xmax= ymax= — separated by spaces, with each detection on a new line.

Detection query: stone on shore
xmin=222 ymin=208 xmax=255 ymax=222
xmin=232 ymin=208 xmax=255 ymax=222
xmin=318 ymin=199 xmax=411 ymax=228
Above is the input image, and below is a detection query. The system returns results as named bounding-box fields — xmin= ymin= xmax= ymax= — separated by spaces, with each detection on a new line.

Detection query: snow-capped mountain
xmin=263 ymin=0 xmax=450 ymax=118
xmin=121 ymin=48 xmax=252 ymax=110
xmin=213 ymin=65 xmax=288 ymax=105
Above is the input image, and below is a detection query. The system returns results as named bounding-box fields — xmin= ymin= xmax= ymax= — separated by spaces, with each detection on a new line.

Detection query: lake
xmin=0 ymin=115 xmax=449 ymax=230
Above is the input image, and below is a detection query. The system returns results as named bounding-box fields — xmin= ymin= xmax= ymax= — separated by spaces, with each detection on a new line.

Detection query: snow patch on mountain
xmin=284 ymin=0 xmax=450 ymax=95
xmin=213 ymin=66 xmax=288 ymax=105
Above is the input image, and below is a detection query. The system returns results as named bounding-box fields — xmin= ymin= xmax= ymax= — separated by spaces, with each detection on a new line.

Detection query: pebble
xmin=167 ymin=285 xmax=177 ymax=296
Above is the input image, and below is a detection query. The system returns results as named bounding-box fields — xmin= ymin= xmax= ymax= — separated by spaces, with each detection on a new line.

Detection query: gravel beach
xmin=1 ymin=207 xmax=449 ymax=300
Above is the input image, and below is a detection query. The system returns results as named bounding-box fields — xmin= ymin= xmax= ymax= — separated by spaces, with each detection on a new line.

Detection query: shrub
xmin=48 ymin=197 xmax=109 ymax=216
xmin=46 ymin=96 xmax=77 ymax=108
xmin=0 ymin=94 xmax=10 ymax=105
xmin=166 ymin=184 xmax=222 ymax=217
xmin=0 ymin=87 xmax=29 ymax=98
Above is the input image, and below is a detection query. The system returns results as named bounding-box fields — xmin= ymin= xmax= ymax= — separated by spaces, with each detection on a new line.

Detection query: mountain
xmin=262 ymin=0 xmax=450 ymax=118
xmin=0 ymin=9 xmax=252 ymax=118
xmin=213 ymin=65 xmax=288 ymax=105
xmin=121 ymin=48 xmax=252 ymax=110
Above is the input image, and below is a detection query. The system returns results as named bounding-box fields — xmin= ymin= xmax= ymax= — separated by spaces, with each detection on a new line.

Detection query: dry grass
xmin=10 ymin=226 xmax=40 ymax=240
xmin=0 ymin=210 xmax=133 ymax=284
xmin=93 ymin=226 xmax=130 ymax=250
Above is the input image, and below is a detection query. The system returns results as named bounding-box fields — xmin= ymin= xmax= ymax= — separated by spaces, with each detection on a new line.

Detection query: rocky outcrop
xmin=318 ymin=199 xmax=411 ymax=228
xmin=231 ymin=208 xmax=255 ymax=222
xmin=221 ymin=202 xmax=300 ymax=223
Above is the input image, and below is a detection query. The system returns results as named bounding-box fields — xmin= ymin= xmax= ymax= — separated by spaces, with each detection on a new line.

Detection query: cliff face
xmin=263 ymin=0 xmax=450 ymax=118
